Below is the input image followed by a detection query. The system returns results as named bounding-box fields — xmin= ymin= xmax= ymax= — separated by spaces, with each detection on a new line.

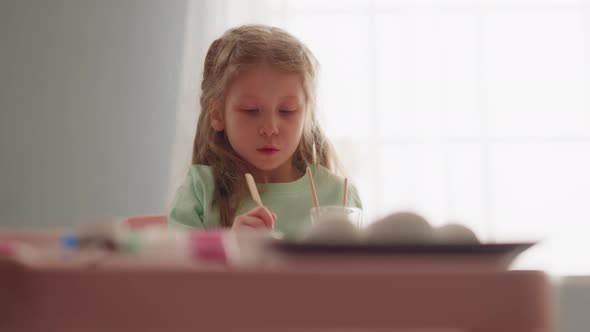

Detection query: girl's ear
xmin=209 ymin=102 xmax=225 ymax=131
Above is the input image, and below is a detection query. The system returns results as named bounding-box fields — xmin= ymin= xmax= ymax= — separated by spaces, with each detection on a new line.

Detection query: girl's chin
xmin=246 ymin=159 xmax=290 ymax=172
xmin=251 ymin=163 xmax=283 ymax=172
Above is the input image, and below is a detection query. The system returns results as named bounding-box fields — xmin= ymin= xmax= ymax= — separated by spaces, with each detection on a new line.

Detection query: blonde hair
xmin=192 ymin=24 xmax=338 ymax=227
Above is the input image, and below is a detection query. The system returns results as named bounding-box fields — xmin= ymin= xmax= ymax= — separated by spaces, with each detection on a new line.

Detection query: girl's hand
xmin=232 ymin=206 xmax=277 ymax=230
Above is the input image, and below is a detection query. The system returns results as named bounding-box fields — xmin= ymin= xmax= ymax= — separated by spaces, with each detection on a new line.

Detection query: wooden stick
xmin=312 ymin=142 xmax=317 ymax=165
xmin=306 ymin=167 xmax=319 ymax=208
xmin=245 ymin=173 xmax=263 ymax=207
xmin=342 ymin=177 xmax=348 ymax=207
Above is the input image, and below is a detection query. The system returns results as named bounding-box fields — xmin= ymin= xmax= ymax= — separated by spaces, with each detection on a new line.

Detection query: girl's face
xmin=213 ymin=64 xmax=307 ymax=182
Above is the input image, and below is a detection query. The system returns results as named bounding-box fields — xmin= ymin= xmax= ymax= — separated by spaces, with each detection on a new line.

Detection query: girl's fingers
xmin=247 ymin=206 xmax=275 ymax=229
xmin=232 ymin=207 xmax=277 ymax=230
xmin=233 ymin=216 xmax=267 ymax=229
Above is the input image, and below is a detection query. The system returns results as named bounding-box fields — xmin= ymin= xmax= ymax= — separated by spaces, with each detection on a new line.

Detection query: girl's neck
xmin=250 ymin=161 xmax=305 ymax=184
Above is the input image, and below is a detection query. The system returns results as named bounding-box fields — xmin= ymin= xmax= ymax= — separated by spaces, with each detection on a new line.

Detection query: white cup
xmin=309 ymin=206 xmax=363 ymax=228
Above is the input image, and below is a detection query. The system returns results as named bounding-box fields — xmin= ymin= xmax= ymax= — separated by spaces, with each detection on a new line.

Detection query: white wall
xmin=0 ymin=0 xmax=188 ymax=227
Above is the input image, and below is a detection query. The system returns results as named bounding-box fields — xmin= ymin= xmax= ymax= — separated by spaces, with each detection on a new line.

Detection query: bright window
xmin=185 ymin=0 xmax=590 ymax=274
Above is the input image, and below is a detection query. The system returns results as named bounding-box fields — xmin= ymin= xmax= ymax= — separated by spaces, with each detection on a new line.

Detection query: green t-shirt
xmin=168 ymin=164 xmax=363 ymax=237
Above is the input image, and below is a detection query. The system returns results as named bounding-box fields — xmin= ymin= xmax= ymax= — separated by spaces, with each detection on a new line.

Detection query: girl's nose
xmin=259 ymin=113 xmax=279 ymax=136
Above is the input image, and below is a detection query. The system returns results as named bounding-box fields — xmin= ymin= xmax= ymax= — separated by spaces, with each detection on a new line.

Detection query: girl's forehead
xmin=226 ymin=65 xmax=306 ymax=101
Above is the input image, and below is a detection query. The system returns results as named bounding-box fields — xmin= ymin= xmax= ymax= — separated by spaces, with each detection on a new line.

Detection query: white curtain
xmin=170 ymin=0 xmax=590 ymax=275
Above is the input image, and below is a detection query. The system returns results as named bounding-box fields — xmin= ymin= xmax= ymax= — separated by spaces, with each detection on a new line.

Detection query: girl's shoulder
xmin=187 ymin=164 xmax=213 ymax=176
xmin=311 ymin=163 xmax=344 ymax=184
xmin=185 ymin=164 xmax=215 ymax=187
xmin=311 ymin=164 xmax=363 ymax=208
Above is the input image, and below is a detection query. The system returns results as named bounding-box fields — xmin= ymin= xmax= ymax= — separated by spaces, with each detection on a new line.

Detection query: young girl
xmin=168 ymin=24 xmax=362 ymax=236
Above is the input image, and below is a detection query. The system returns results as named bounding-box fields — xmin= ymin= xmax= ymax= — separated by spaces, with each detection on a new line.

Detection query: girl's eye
xmin=279 ymin=109 xmax=295 ymax=114
xmin=242 ymin=109 xmax=259 ymax=113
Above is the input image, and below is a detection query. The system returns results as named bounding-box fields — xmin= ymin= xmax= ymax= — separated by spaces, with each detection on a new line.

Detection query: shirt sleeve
xmin=168 ymin=170 xmax=205 ymax=229
xmin=347 ymin=183 xmax=363 ymax=210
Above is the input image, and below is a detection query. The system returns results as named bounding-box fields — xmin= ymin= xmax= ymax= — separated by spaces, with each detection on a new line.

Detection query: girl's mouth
xmin=257 ymin=146 xmax=279 ymax=155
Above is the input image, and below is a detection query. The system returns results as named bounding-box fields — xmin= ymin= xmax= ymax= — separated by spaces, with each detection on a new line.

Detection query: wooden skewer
xmin=312 ymin=142 xmax=317 ymax=165
xmin=245 ymin=173 xmax=263 ymax=207
xmin=342 ymin=177 xmax=348 ymax=207
xmin=306 ymin=167 xmax=320 ymax=209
